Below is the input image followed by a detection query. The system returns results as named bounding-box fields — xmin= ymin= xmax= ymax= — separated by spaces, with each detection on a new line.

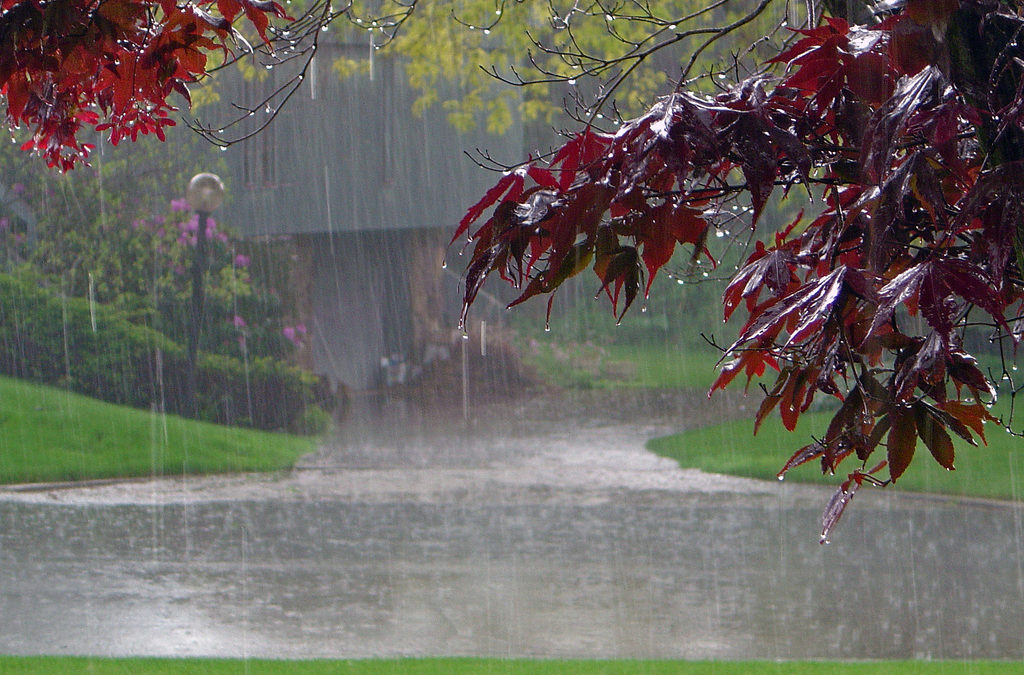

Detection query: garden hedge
xmin=0 ymin=272 xmax=334 ymax=431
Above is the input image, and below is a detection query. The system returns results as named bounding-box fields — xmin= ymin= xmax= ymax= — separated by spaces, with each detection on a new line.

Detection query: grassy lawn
xmin=647 ymin=406 xmax=1024 ymax=501
xmin=519 ymin=338 xmax=720 ymax=391
xmin=517 ymin=327 xmax=1024 ymax=501
xmin=0 ymin=658 xmax=1020 ymax=674
xmin=0 ymin=376 xmax=317 ymax=485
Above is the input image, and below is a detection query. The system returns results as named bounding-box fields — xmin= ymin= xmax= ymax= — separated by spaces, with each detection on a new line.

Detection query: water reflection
xmin=0 ymin=390 xmax=1022 ymax=660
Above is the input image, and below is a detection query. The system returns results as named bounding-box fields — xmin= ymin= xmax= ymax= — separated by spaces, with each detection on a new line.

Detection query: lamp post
xmin=184 ymin=172 xmax=225 ymax=417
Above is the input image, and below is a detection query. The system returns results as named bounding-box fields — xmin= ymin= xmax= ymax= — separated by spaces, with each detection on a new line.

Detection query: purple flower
xmin=234 ymin=254 xmax=250 ymax=268
xmin=11 ymin=183 xmax=25 ymax=196
xmin=170 ymin=197 xmax=189 ymax=212
xmin=295 ymin=323 xmax=307 ymax=335
xmin=232 ymin=315 xmax=247 ymax=328
xmin=283 ymin=325 xmax=305 ymax=347
xmin=0 ymin=218 xmax=8 ymax=231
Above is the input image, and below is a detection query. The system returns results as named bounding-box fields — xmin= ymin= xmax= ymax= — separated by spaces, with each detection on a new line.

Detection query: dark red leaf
xmin=527 ymin=166 xmax=559 ymax=189
xmin=708 ymin=345 xmax=780 ymax=395
xmin=778 ymin=441 xmax=825 ymax=479
xmin=453 ymin=171 xmax=525 ymax=245
xmin=723 ymin=242 xmax=798 ymax=320
xmin=861 ymin=66 xmax=944 ymax=181
xmin=914 ymin=402 xmax=956 ymax=470
xmin=938 ymin=401 xmax=996 ymax=444
xmin=820 ymin=475 xmax=860 ymax=544
xmin=887 ymin=407 xmax=917 ymax=482
xmin=594 ymin=245 xmax=642 ymax=320
xmin=732 ymin=266 xmax=848 ymax=351
xmin=869 ymin=258 xmax=1008 ymax=341
xmin=947 ymin=349 xmax=996 ymax=400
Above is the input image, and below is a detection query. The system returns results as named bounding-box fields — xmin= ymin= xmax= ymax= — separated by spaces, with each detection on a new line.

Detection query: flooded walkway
xmin=1 ymin=389 xmax=1023 ymax=660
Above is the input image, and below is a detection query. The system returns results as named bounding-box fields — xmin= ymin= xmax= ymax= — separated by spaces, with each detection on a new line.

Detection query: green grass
xmin=0 ymin=376 xmax=317 ymax=485
xmin=519 ymin=338 xmax=720 ymax=391
xmin=0 ymin=658 xmax=1020 ymax=674
xmin=647 ymin=406 xmax=1024 ymax=501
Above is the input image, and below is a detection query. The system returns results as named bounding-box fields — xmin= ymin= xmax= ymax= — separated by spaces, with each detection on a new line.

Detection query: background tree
xmin=455 ymin=0 xmax=1024 ymax=541
xmin=333 ymin=1 xmax=776 ymax=132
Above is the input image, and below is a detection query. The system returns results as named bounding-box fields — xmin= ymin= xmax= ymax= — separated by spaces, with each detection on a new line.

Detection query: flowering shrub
xmin=27 ymin=195 xmax=300 ymax=363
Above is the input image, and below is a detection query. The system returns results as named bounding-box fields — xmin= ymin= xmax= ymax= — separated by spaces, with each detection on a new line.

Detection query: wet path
xmin=1 ymin=389 xmax=1023 ymax=659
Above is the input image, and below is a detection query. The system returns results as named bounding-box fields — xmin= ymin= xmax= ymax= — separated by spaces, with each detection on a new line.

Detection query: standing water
xmin=0 ymin=389 xmax=1022 ymax=659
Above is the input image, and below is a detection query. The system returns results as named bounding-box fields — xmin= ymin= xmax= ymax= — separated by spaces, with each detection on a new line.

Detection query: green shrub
xmin=0 ymin=272 xmax=333 ymax=431
xmin=288 ymin=404 xmax=333 ymax=436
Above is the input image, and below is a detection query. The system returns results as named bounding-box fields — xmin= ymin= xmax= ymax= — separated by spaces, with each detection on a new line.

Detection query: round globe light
xmin=186 ymin=173 xmax=226 ymax=213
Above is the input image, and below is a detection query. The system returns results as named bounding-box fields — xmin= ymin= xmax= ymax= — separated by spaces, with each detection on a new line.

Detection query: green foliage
xmin=0 ymin=125 xmax=322 ymax=431
xmin=288 ymin=402 xmax=334 ymax=435
xmin=0 ymin=272 xmax=332 ymax=431
xmin=338 ymin=1 xmax=787 ymax=135
xmin=0 ymin=124 xmax=223 ymax=273
xmin=0 ymin=376 xmax=316 ymax=484
xmin=0 ymin=128 xmax=299 ymax=365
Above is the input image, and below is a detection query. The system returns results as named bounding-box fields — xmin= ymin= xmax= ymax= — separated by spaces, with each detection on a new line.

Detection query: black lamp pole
xmin=184 ymin=173 xmax=225 ymax=418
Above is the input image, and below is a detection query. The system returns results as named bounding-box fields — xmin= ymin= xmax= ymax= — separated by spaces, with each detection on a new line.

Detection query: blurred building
xmin=216 ymin=45 xmax=524 ymax=391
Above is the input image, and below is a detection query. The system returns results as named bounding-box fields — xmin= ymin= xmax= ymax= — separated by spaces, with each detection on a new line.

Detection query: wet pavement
xmin=1 ymin=389 xmax=1023 ymax=659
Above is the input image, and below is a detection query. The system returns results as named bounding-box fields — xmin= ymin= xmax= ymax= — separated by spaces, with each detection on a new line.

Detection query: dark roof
xmin=215 ymin=46 xmax=524 ymax=237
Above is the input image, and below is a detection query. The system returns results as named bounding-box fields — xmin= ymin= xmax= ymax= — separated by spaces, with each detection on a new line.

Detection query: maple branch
xmin=479 ymin=0 xmax=780 ymax=121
